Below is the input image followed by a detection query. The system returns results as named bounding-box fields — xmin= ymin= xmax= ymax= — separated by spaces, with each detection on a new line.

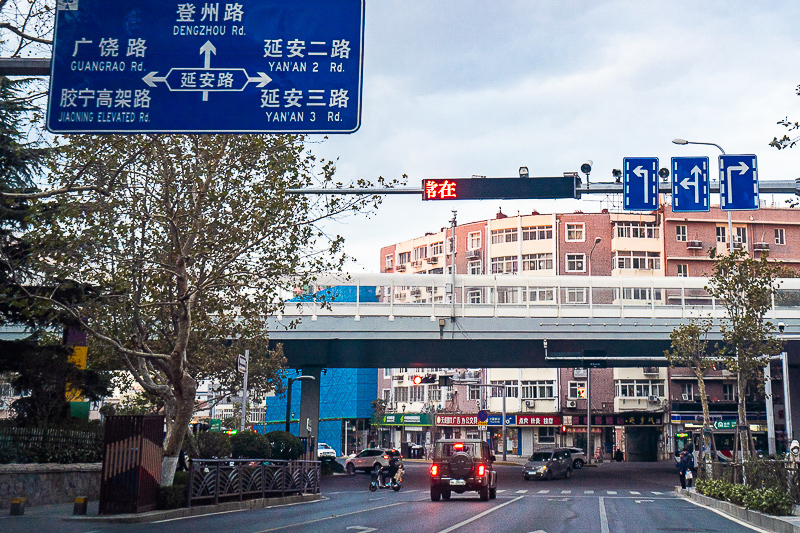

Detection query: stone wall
xmin=0 ymin=463 xmax=101 ymax=508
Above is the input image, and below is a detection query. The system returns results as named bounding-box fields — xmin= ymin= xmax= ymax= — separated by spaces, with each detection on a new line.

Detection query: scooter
xmin=369 ymin=465 xmax=403 ymax=492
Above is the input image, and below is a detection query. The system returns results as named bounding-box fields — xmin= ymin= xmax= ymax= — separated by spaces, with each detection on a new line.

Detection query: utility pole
xmin=239 ymin=349 xmax=249 ymax=433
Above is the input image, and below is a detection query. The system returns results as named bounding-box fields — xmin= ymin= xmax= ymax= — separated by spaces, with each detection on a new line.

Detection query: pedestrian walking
xmin=677 ymin=450 xmax=691 ymax=489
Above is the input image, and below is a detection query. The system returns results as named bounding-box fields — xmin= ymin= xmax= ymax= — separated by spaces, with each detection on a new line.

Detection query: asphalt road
xmin=1 ymin=461 xmax=771 ymax=533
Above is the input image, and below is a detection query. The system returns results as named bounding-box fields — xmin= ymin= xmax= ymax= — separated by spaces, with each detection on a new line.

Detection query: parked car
xmin=566 ymin=446 xmax=587 ymax=469
xmin=317 ymin=442 xmax=336 ymax=458
xmin=430 ymin=439 xmax=497 ymax=501
xmin=523 ymin=448 xmax=573 ymax=480
xmin=345 ymin=448 xmax=401 ymax=474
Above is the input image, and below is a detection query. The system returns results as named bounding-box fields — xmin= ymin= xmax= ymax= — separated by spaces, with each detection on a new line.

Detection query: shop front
xmin=564 ymin=413 xmax=665 ymax=462
xmin=378 ymin=413 xmax=434 ymax=455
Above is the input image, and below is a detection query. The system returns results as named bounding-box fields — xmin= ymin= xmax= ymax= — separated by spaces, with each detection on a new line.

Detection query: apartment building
xmin=378 ymin=205 xmax=800 ymax=461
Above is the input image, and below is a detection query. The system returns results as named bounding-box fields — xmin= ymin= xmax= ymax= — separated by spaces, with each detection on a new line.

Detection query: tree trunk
xmin=696 ymin=371 xmax=713 ymax=468
xmin=737 ymin=368 xmax=750 ymax=462
xmin=160 ymin=372 xmax=197 ymax=486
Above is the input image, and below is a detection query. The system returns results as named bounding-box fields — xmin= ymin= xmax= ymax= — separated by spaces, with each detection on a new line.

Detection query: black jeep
xmin=429 ymin=439 xmax=497 ymax=501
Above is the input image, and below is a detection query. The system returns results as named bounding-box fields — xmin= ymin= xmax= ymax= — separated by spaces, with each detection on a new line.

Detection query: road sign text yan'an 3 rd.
xmin=47 ymin=0 xmax=364 ymax=134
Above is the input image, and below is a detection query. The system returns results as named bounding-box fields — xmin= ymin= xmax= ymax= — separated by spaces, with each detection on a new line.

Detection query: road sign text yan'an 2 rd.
xmin=47 ymin=0 xmax=364 ymax=134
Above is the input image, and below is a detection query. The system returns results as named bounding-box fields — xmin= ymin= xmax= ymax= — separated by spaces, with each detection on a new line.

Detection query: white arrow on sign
xmin=679 ymin=165 xmax=702 ymax=204
xmin=247 ymin=72 xmax=273 ymax=88
xmin=200 ymin=40 xmax=216 ymax=69
xmin=725 ymin=161 xmax=750 ymax=203
xmin=142 ymin=71 xmax=167 ymax=87
xmin=633 ymin=166 xmax=649 ymax=205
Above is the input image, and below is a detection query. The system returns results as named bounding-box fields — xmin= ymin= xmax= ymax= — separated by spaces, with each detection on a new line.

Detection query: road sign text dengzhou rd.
xmin=422 ymin=176 xmax=580 ymax=201
xmin=47 ymin=0 xmax=364 ymax=133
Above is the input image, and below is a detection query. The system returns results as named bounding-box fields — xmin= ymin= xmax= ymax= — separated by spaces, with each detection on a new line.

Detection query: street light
xmin=585 ymin=235 xmax=602 ymax=464
xmin=588 ymin=236 xmax=602 ymax=277
xmin=672 ymin=138 xmax=733 ymax=253
xmin=285 ymin=375 xmax=315 ymax=433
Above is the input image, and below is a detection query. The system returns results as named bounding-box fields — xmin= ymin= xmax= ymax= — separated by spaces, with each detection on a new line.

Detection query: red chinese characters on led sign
xmin=423 ymin=179 xmax=458 ymax=200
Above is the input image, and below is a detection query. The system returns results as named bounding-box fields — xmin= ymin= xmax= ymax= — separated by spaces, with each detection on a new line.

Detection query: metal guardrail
xmin=188 ymin=459 xmax=321 ymax=506
xmin=275 ymin=274 xmax=800 ymax=321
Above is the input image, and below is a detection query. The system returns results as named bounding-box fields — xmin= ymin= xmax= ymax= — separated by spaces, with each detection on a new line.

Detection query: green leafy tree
xmin=771 ymin=84 xmax=800 ymax=150
xmin=196 ymin=431 xmax=231 ymax=459
xmin=266 ymin=430 xmax=302 ymax=460
xmin=230 ymin=430 xmax=271 ymax=459
xmin=664 ymin=318 xmax=715 ymax=462
xmin=705 ymin=248 xmax=785 ymax=460
xmin=10 ymin=133 xmax=395 ymax=485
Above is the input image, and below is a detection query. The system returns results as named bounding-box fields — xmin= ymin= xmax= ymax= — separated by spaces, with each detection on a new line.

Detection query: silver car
xmin=523 ymin=448 xmax=573 ymax=481
xmin=566 ymin=446 xmax=587 ymax=469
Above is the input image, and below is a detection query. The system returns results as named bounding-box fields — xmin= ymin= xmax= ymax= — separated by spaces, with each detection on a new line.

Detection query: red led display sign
xmin=421 ymin=176 xmax=579 ymax=201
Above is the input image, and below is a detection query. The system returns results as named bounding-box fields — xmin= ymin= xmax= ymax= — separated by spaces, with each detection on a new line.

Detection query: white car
xmin=317 ymin=442 xmax=337 ymax=458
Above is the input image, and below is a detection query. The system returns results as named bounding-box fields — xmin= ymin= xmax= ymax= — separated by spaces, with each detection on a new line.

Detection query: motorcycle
xmin=369 ymin=464 xmax=403 ymax=492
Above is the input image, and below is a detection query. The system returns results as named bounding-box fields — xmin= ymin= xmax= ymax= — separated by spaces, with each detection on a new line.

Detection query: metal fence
xmin=188 ymin=459 xmax=321 ymax=506
xmin=0 ymin=426 xmax=103 ymax=463
xmin=699 ymin=459 xmax=800 ymax=503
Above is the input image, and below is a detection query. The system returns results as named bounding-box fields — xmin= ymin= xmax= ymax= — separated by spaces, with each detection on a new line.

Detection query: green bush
xmin=173 ymin=470 xmax=189 ymax=486
xmin=157 ymin=484 xmax=188 ymax=510
xmin=697 ymin=478 xmax=795 ymax=516
xmin=196 ymin=431 xmax=232 ymax=459
xmin=230 ymin=430 xmax=271 ymax=459
xmin=724 ymin=483 xmax=753 ymax=506
xmin=266 ymin=431 xmax=302 ymax=460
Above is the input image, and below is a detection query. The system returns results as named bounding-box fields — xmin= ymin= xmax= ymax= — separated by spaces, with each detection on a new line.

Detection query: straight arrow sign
xmin=671 ymin=156 xmax=709 ymax=212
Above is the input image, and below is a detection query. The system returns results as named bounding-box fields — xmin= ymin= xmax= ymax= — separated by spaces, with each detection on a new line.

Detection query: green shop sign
xmin=380 ymin=413 xmax=433 ymax=426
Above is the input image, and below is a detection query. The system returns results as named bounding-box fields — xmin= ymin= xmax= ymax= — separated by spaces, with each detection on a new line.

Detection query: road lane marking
xmin=255 ymin=500 xmax=412 ymax=532
xmin=630 ymin=491 xmax=641 ymax=495
xmin=496 ymin=489 xmax=506 ymax=493
xmin=606 ymin=490 xmax=617 ymax=495
xmin=599 ymin=497 xmax=610 ymax=533
xmin=651 ymin=491 xmax=663 ymax=495
xmin=584 ymin=490 xmax=594 ymax=494
xmin=537 ymin=489 xmax=549 ymax=494
xmin=436 ymin=496 xmax=525 ymax=533
xmin=561 ymin=490 xmax=571 ymax=494
xmin=682 ymin=495 xmax=772 ymax=532
xmin=515 ymin=489 xmax=528 ymax=494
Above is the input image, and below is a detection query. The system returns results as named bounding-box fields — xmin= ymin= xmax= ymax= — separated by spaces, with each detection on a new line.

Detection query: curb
xmin=678 ymin=489 xmax=800 ymax=533
xmin=64 ymin=493 xmax=323 ymax=524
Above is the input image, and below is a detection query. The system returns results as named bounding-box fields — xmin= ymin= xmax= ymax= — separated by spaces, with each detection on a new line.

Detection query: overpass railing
xmin=277 ymin=274 xmax=800 ymax=320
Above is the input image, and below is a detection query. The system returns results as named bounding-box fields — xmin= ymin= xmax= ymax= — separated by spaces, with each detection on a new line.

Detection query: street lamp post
xmin=586 ymin=236 xmax=601 ymax=464
xmin=285 ymin=375 xmax=315 ymax=433
xmin=672 ymin=138 xmax=733 ymax=253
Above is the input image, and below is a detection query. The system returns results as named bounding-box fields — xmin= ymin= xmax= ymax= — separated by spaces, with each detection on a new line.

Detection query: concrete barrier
xmin=0 ymin=463 xmax=101 ymax=509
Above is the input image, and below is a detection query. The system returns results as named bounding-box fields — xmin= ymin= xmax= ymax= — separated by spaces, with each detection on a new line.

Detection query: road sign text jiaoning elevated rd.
xmin=47 ymin=0 xmax=364 ymax=133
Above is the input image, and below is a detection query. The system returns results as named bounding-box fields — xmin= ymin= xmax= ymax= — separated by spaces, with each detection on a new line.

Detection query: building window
xmin=410 ymin=385 xmax=424 ymax=402
xmin=468 ymin=260 xmax=482 ymax=275
xmin=616 ymin=251 xmax=661 ymax=270
xmin=566 ymin=287 xmax=586 ymax=303
xmin=491 ymin=380 xmax=519 ymax=398
xmin=565 ymin=223 xmax=584 ymax=242
xmin=428 ymin=268 xmax=443 ymax=274
xmin=568 ymin=381 xmax=587 ymax=399
xmin=447 ymin=236 xmax=456 ymax=253
xmin=723 ymin=384 xmax=735 ymax=401
xmin=617 ymin=288 xmax=662 ymax=301
xmin=616 ymin=221 xmax=658 ymax=239
xmin=467 ymin=289 xmax=482 ymax=303
xmin=398 ymin=251 xmax=411 ymax=264
xmin=413 ymin=245 xmax=428 ymax=261
xmin=538 ymin=427 xmax=556 ymax=444
xmin=491 ymin=256 xmax=518 ymax=274
xmin=468 ymin=386 xmax=481 ymax=401
xmin=676 ymin=225 xmax=687 ymax=242
xmin=394 ymin=386 xmax=408 ymax=403
xmin=522 ymin=225 xmax=553 ymax=241
xmin=735 ymin=226 xmax=747 ymax=244
xmin=522 ymin=253 xmax=553 ymax=271
xmin=677 ymin=264 xmax=688 ymax=277
xmin=716 ymin=226 xmax=726 ymax=244
xmin=430 ymin=241 xmax=443 ymax=256
xmin=525 ymin=288 xmax=554 ymax=302
xmin=496 ymin=288 xmax=520 ymax=304
xmin=385 ymin=254 xmax=394 ymax=269
xmin=382 ymin=388 xmax=391 ymax=401
xmin=521 ymin=380 xmax=555 ymax=399
xmin=680 ymin=383 xmax=693 ymax=401
xmin=615 ymin=380 xmax=665 ymax=397
xmin=468 ymin=232 xmax=482 ymax=250
xmin=775 ymin=228 xmax=786 ymax=245
xmin=566 ymin=253 xmax=585 ymax=272
xmin=491 ymin=228 xmax=518 ymax=244
xmin=383 ymin=368 xmax=391 ymax=378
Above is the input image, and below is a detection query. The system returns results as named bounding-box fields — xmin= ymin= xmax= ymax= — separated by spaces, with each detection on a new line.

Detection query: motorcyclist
xmin=382 ymin=449 xmax=402 ymax=486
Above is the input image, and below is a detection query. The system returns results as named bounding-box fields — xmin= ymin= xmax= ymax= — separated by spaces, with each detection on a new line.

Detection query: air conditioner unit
xmin=642 ymin=367 xmax=658 ymax=375
xmin=648 ymin=395 xmax=660 ymax=403
xmin=411 ymin=260 xmax=422 ymax=267
xmin=427 ymin=256 xmax=438 ymax=264
xmin=681 ymin=393 xmax=689 ymax=400
xmin=525 ymin=400 xmax=535 ymax=408
xmin=687 ymin=240 xmax=703 ymax=249
xmin=466 ymin=250 xmax=481 ymax=259
xmin=396 ymin=265 xmax=406 ymax=271
xmin=754 ymin=242 xmax=769 ymax=252
xmin=566 ymin=400 xmax=577 ymax=408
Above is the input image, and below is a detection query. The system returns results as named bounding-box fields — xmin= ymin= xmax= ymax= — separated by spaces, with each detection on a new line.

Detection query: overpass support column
xmin=299 ymin=367 xmax=322 ymax=453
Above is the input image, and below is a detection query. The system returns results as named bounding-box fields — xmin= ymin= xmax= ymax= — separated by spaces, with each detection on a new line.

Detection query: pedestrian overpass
xmin=267 ymin=273 xmax=800 ymax=369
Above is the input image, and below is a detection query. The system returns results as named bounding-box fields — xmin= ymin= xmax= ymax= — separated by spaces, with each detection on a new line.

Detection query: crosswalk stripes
xmin=607 ymin=491 xmax=617 ymax=495
xmin=584 ymin=490 xmax=595 ymax=494
xmin=515 ymin=489 xmax=528 ymax=494
xmin=537 ymin=489 xmax=549 ymax=494
xmin=651 ymin=491 xmax=663 ymax=495
xmin=629 ymin=491 xmax=641 ymax=495
xmin=561 ymin=490 xmax=571 ymax=494
xmin=496 ymin=489 xmax=506 ymax=493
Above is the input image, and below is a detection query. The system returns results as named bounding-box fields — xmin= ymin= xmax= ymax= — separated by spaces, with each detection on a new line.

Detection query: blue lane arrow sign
xmin=719 ymin=155 xmax=759 ymax=211
xmin=671 ymin=156 xmax=709 ymax=212
xmin=623 ymin=157 xmax=658 ymax=210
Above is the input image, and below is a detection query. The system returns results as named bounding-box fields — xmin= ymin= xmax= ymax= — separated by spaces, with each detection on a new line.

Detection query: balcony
xmin=411 ymin=260 xmax=422 ymax=268
xmin=642 ymin=367 xmax=659 ymax=375
xmin=686 ymin=240 xmax=703 ymax=250
xmin=466 ymin=250 xmax=481 ymax=259
xmin=427 ymin=256 xmax=438 ymax=264
xmin=753 ymin=242 xmax=769 ymax=252
xmin=396 ymin=265 xmax=406 ymax=272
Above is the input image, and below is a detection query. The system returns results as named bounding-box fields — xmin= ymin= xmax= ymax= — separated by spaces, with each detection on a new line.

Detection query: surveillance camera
xmin=779 ymin=322 xmax=785 ymax=333
xmin=658 ymin=167 xmax=670 ymax=180
xmin=580 ymin=160 xmax=593 ymax=175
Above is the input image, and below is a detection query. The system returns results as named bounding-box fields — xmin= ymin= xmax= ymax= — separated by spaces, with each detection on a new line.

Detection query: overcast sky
xmin=306 ymin=0 xmax=800 ymax=272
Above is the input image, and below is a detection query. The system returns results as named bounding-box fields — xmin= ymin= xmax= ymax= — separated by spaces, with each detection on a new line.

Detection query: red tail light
xmin=383 ymin=455 xmax=389 ymax=460
xmin=430 ymin=464 xmax=439 ymax=476
xmin=454 ymin=443 xmax=464 ymax=450
xmin=476 ymin=464 xmax=485 ymax=476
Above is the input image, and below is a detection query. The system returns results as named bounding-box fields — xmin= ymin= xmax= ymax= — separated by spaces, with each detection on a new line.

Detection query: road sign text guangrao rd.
xmin=47 ymin=0 xmax=364 ymax=133
xmin=421 ymin=176 xmax=579 ymax=201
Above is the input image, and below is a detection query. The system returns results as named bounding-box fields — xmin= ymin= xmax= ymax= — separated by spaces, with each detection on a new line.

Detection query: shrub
xmin=196 ymin=431 xmax=232 ymax=459
xmin=157 ymin=484 xmax=187 ymax=509
xmin=743 ymin=487 xmax=795 ymax=516
xmin=173 ymin=470 xmax=190 ymax=486
xmin=724 ymin=483 xmax=753 ymax=506
xmin=230 ymin=430 xmax=271 ymax=459
xmin=266 ymin=431 xmax=302 ymax=460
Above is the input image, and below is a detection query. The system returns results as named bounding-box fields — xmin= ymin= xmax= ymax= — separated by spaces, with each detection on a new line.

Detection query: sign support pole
xmin=240 ymin=349 xmax=249 ymax=433
xmin=764 ymin=357 xmax=776 ymax=456
xmin=586 ymin=367 xmax=592 ymax=465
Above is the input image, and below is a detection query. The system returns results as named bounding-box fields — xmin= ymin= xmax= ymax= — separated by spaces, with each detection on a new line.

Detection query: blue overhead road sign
xmin=719 ymin=155 xmax=759 ymax=210
xmin=46 ymin=0 xmax=364 ymax=133
xmin=623 ymin=157 xmax=658 ymax=210
xmin=671 ymin=156 xmax=709 ymax=212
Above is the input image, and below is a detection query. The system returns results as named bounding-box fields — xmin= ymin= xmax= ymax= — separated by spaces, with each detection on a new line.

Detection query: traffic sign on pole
xmin=719 ymin=155 xmax=759 ymax=210
xmin=713 ymin=420 xmax=737 ymax=430
xmin=623 ymin=157 xmax=658 ymax=210
xmin=47 ymin=0 xmax=364 ymax=133
xmin=237 ymin=354 xmax=247 ymax=373
xmin=671 ymin=156 xmax=710 ymax=212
